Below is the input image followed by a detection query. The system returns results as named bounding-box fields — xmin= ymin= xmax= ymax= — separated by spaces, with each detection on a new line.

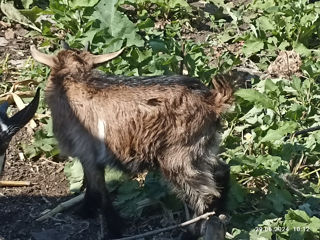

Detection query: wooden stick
xmin=284 ymin=125 xmax=320 ymax=141
xmin=36 ymin=193 xmax=85 ymax=221
xmin=293 ymin=125 xmax=320 ymax=137
xmin=0 ymin=180 xmax=31 ymax=187
xmin=112 ymin=211 xmax=216 ymax=240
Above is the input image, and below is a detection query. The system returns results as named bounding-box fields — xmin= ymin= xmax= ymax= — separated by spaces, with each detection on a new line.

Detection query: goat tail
xmin=210 ymin=73 xmax=234 ymax=116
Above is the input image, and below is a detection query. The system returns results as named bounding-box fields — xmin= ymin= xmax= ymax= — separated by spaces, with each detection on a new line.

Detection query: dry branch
xmin=0 ymin=180 xmax=31 ymax=187
xmin=36 ymin=193 xmax=85 ymax=221
xmin=112 ymin=211 xmax=216 ymax=240
xmin=293 ymin=126 xmax=320 ymax=137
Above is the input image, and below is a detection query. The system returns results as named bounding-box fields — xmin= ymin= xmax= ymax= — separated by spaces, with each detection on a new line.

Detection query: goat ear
xmin=0 ymin=150 xmax=6 ymax=175
xmin=0 ymin=102 xmax=9 ymax=115
xmin=30 ymin=46 xmax=56 ymax=68
xmin=0 ymin=102 xmax=10 ymax=131
xmin=92 ymin=48 xmax=124 ymax=65
xmin=8 ymin=88 xmax=40 ymax=136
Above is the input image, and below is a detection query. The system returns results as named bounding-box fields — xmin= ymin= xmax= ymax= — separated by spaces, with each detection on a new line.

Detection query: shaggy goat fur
xmin=31 ymin=46 xmax=232 ymax=239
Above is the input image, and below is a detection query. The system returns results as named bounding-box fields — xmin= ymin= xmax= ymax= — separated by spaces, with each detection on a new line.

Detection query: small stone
xmin=4 ymin=28 xmax=15 ymax=40
xmin=0 ymin=37 xmax=9 ymax=46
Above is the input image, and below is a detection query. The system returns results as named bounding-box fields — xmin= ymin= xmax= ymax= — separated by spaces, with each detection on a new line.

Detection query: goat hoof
xmin=73 ymin=202 xmax=98 ymax=219
xmin=180 ymin=231 xmax=199 ymax=240
xmin=103 ymin=214 xmax=123 ymax=238
xmin=203 ymin=216 xmax=226 ymax=240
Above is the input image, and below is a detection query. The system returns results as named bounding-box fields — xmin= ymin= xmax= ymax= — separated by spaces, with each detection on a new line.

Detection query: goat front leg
xmin=80 ymin=162 xmax=123 ymax=238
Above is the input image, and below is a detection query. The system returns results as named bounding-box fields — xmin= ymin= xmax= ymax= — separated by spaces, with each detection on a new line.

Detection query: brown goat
xmin=30 ymin=45 xmax=232 ymax=239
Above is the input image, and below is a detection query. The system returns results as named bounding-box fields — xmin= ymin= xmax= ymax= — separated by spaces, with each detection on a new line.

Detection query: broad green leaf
xmin=257 ymin=16 xmax=275 ymax=31
xmin=64 ymin=159 xmax=84 ymax=193
xmin=264 ymin=79 xmax=278 ymax=93
xmin=0 ymin=1 xmax=41 ymax=32
xmin=261 ymin=122 xmax=298 ymax=142
xmin=137 ymin=18 xmax=154 ymax=29
xmin=267 ymin=187 xmax=293 ymax=213
xmin=104 ymin=166 xmax=127 ymax=192
xmin=235 ymin=89 xmax=274 ymax=109
xmin=249 ymin=229 xmax=272 ymax=240
xmin=21 ymin=0 xmax=33 ymax=9
xmin=168 ymin=0 xmax=191 ymax=10
xmin=91 ymin=0 xmax=144 ymax=48
xmin=293 ymin=42 xmax=311 ymax=57
xmin=256 ymin=155 xmax=283 ymax=171
xmin=285 ymin=209 xmax=311 ymax=224
xmin=292 ymin=77 xmax=301 ymax=92
xmin=40 ymin=143 xmax=53 ymax=152
xmin=149 ymin=39 xmax=168 ymax=53
xmin=20 ymin=6 xmax=50 ymax=23
xmin=243 ymin=38 xmax=264 ymax=56
xmin=278 ymin=40 xmax=290 ymax=50
xmin=284 ymin=209 xmax=320 ymax=233
xmin=69 ymin=0 xmax=99 ymax=9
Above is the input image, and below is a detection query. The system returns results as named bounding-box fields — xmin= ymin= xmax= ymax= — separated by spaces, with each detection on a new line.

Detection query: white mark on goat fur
xmin=97 ymin=119 xmax=105 ymax=140
xmin=97 ymin=119 xmax=108 ymax=165
xmin=0 ymin=117 xmax=8 ymax=132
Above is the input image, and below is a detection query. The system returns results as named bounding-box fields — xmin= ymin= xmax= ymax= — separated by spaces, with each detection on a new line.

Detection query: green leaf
xmin=235 ymin=89 xmax=274 ymax=109
xmin=261 ymin=122 xmax=298 ymax=142
xmin=243 ymin=38 xmax=264 ymax=56
xmin=167 ymin=0 xmax=191 ymax=10
xmin=267 ymin=187 xmax=293 ymax=213
xmin=292 ymin=77 xmax=301 ymax=92
xmin=285 ymin=209 xmax=310 ymax=223
xmin=104 ymin=166 xmax=127 ymax=192
xmin=137 ymin=18 xmax=154 ymax=29
xmin=257 ymin=16 xmax=275 ymax=31
xmin=264 ymin=79 xmax=278 ymax=94
xmin=69 ymin=0 xmax=100 ymax=9
xmin=20 ymin=6 xmax=49 ymax=23
xmin=256 ymin=155 xmax=284 ymax=171
xmin=40 ymin=143 xmax=53 ymax=152
xmin=21 ymin=0 xmax=33 ymax=9
xmin=0 ymin=1 xmax=41 ymax=32
xmin=64 ymin=159 xmax=84 ymax=193
xmin=91 ymin=0 xmax=144 ymax=48
xmin=149 ymin=39 xmax=168 ymax=53
xmin=293 ymin=42 xmax=311 ymax=57
xmin=284 ymin=209 xmax=320 ymax=233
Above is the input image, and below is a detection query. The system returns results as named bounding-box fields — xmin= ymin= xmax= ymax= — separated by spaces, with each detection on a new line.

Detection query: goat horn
xmin=30 ymin=46 xmax=56 ymax=68
xmin=84 ymin=41 xmax=90 ymax=51
xmin=92 ymin=48 xmax=124 ymax=65
xmin=9 ymin=88 xmax=40 ymax=134
xmin=61 ymin=40 xmax=71 ymax=50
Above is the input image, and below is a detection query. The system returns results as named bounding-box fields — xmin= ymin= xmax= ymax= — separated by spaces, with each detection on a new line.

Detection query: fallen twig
xmin=36 ymin=193 xmax=85 ymax=221
xmin=292 ymin=125 xmax=320 ymax=137
xmin=112 ymin=211 xmax=216 ymax=240
xmin=284 ymin=125 xmax=320 ymax=141
xmin=0 ymin=180 xmax=31 ymax=187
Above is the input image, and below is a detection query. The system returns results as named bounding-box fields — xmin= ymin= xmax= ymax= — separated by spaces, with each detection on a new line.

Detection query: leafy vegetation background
xmin=1 ymin=0 xmax=320 ymax=239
